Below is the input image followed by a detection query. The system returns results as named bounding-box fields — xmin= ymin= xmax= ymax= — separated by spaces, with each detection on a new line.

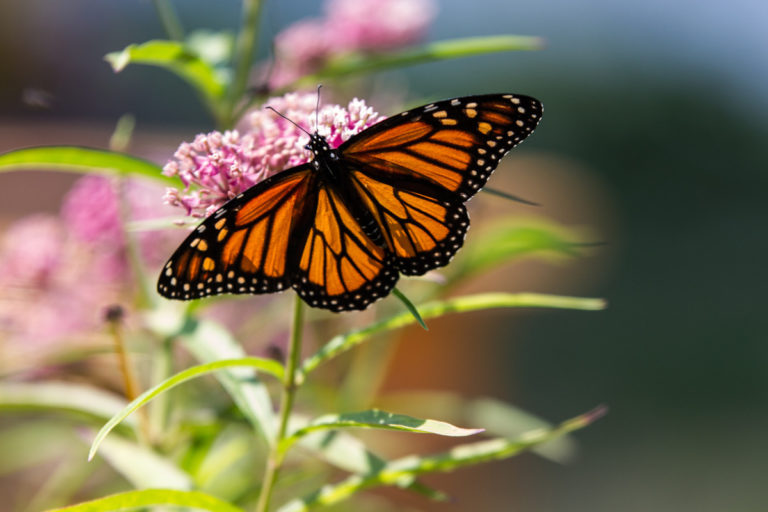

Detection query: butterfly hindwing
xmin=291 ymin=182 xmax=398 ymax=311
xmin=157 ymin=166 xmax=314 ymax=299
xmin=339 ymin=94 xmax=542 ymax=201
xmin=348 ymin=168 xmax=469 ymax=275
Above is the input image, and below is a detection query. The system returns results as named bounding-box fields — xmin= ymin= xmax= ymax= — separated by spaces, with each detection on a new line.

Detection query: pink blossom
xmin=61 ymin=175 xmax=182 ymax=272
xmin=0 ymin=215 xmax=122 ymax=348
xmin=61 ymin=175 xmax=123 ymax=246
xmin=327 ymin=0 xmax=436 ymax=51
xmin=269 ymin=0 xmax=436 ymax=89
xmin=163 ymin=93 xmax=385 ymax=218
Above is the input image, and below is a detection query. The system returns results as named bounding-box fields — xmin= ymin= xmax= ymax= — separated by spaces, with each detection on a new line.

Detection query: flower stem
xmin=151 ymin=0 xmax=184 ymax=41
xmin=105 ymin=306 xmax=151 ymax=443
xmin=255 ymin=294 xmax=305 ymax=512
xmin=228 ymin=0 xmax=264 ymax=128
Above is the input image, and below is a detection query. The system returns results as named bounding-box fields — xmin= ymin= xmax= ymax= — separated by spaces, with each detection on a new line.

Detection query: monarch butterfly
xmin=158 ymin=93 xmax=542 ymax=311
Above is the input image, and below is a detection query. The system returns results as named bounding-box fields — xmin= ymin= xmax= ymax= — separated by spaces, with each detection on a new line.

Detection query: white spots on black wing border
xmin=395 ymin=201 xmax=470 ymax=277
xmin=291 ymin=255 xmax=400 ymax=312
xmin=454 ymin=93 xmax=543 ymax=200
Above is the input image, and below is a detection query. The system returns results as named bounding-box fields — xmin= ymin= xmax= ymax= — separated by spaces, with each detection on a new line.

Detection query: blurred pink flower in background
xmin=0 ymin=175 xmax=179 ymax=349
xmin=270 ymin=0 xmax=436 ymax=88
xmin=327 ymin=0 xmax=437 ymax=51
xmin=163 ymin=92 xmax=385 ymax=218
xmin=0 ymin=214 xmax=122 ymax=348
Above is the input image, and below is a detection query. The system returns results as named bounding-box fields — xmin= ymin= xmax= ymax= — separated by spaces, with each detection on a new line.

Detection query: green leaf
xmin=95 ymin=436 xmax=193 ymax=490
xmin=186 ymin=30 xmax=235 ymax=68
xmin=0 ymin=146 xmax=173 ymax=184
xmin=451 ymin=218 xmax=589 ymax=283
xmin=300 ymin=292 xmax=606 ymax=377
xmin=146 ymin=307 xmax=280 ymax=445
xmin=88 ymin=356 xmax=283 ymax=461
xmin=105 ymin=40 xmax=227 ymax=122
xmin=282 ymin=410 xmax=482 ymax=452
xmin=377 ymin=392 xmax=577 ymax=463
xmin=391 ymin=288 xmax=428 ymax=330
xmin=296 ymin=423 xmax=446 ymax=501
xmin=0 ymin=381 xmax=135 ymax=427
xmin=0 ymin=423 xmax=81 ymax=476
xmin=276 ymin=406 xmax=607 ymax=512
xmin=47 ymin=489 xmax=245 ymax=512
xmin=291 ymin=34 xmax=543 ymax=88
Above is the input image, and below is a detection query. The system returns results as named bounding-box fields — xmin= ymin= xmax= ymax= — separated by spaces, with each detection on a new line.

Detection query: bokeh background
xmin=1 ymin=1 xmax=766 ymax=511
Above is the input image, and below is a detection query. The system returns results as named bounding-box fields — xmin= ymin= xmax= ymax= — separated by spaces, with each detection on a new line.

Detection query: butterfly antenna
xmin=315 ymin=84 xmax=322 ymax=132
xmin=265 ymin=106 xmax=311 ymax=137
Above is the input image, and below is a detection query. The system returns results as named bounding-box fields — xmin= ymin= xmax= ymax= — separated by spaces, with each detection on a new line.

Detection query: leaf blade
xmin=282 ymin=409 xmax=482 ymax=452
xmin=301 ymin=292 xmax=606 ymax=376
xmin=291 ymin=35 xmax=543 ymax=87
xmin=47 ymin=489 xmax=245 ymax=512
xmin=0 ymin=146 xmax=173 ymax=184
xmin=88 ymin=356 xmax=283 ymax=461
xmin=277 ymin=406 xmax=607 ymax=512
xmin=105 ymin=40 xmax=226 ymax=120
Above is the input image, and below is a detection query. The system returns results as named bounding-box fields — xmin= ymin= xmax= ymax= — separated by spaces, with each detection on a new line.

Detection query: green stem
xmin=151 ymin=0 xmax=184 ymax=41
xmin=228 ymin=0 xmax=264 ymax=128
xmin=255 ymin=294 xmax=305 ymax=512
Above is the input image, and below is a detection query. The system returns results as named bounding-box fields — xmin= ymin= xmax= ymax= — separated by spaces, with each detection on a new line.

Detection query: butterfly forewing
xmin=157 ymin=166 xmax=314 ymax=299
xmin=340 ymin=94 xmax=542 ymax=201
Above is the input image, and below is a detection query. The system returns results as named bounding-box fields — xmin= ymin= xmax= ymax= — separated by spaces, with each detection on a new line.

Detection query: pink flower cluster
xmin=163 ymin=92 xmax=385 ymax=218
xmin=270 ymin=0 xmax=436 ymax=88
xmin=0 ymin=176 xmax=177 ymax=348
xmin=0 ymin=214 xmax=122 ymax=348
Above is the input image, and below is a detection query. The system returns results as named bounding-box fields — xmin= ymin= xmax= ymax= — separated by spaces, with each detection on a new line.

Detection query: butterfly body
xmin=158 ymin=94 xmax=543 ymax=311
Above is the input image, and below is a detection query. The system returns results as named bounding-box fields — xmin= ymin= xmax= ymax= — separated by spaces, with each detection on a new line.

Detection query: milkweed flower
xmin=270 ymin=0 xmax=436 ymax=88
xmin=0 ymin=176 xmax=177 ymax=350
xmin=327 ymin=0 xmax=437 ymax=51
xmin=0 ymin=215 xmax=121 ymax=348
xmin=162 ymin=93 xmax=385 ymax=218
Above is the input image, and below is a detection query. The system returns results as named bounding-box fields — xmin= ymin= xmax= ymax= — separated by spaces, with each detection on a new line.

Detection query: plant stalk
xmin=106 ymin=307 xmax=151 ymax=443
xmin=255 ymin=294 xmax=305 ymax=512
xmin=151 ymin=0 xmax=184 ymax=41
xmin=228 ymin=0 xmax=264 ymax=128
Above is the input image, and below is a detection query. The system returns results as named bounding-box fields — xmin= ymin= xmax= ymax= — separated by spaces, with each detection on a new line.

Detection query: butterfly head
xmin=305 ymin=132 xmax=331 ymax=154
xmin=305 ymin=132 xmax=340 ymax=170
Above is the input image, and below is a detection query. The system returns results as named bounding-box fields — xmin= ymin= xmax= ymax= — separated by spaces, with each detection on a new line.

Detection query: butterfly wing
xmin=157 ymin=165 xmax=315 ymax=299
xmin=291 ymin=181 xmax=398 ymax=311
xmin=338 ymin=93 xmax=541 ymax=275
xmin=339 ymin=94 xmax=542 ymax=201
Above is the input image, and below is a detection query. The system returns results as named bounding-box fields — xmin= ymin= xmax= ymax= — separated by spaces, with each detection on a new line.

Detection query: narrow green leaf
xmin=282 ymin=410 xmax=482 ymax=452
xmin=146 ymin=307 xmax=280 ymax=445
xmin=177 ymin=315 xmax=280 ymax=444
xmin=291 ymin=34 xmax=543 ymax=87
xmin=451 ymin=218 xmax=589 ymax=283
xmin=95 ymin=436 xmax=193 ymax=490
xmin=0 ymin=381 xmax=134 ymax=427
xmin=0 ymin=423 xmax=80 ymax=476
xmin=378 ymin=391 xmax=577 ymax=463
xmin=186 ymin=30 xmax=235 ymax=67
xmin=88 ymin=357 xmax=283 ymax=461
xmin=277 ymin=406 xmax=607 ymax=512
xmin=481 ymin=186 xmax=540 ymax=206
xmin=392 ymin=288 xmax=428 ymax=330
xmin=301 ymin=292 xmax=606 ymax=376
xmin=0 ymin=146 xmax=173 ymax=184
xmin=105 ymin=40 xmax=227 ymax=122
xmin=297 ymin=423 xmax=446 ymax=501
xmin=47 ymin=489 xmax=245 ymax=512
